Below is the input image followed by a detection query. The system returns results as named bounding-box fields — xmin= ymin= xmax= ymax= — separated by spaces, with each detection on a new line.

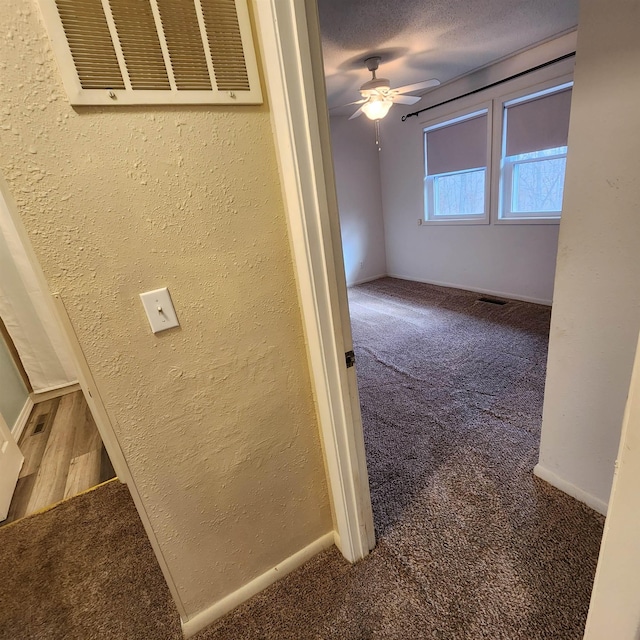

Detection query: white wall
xmin=378 ymin=36 xmax=577 ymax=305
xmin=330 ymin=115 xmax=387 ymax=285
xmin=0 ymin=335 xmax=28 ymax=430
xmin=0 ymin=193 xmax=77 ymax=394
xmin=536 ymin=0 xmax=640 ymax=514
xmin=584 ymin=331 xmax=640 ymax=638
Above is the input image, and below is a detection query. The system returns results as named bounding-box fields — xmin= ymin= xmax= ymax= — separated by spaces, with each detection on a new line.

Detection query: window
xmin=420 ymin=74 xmax=573 ymax=227
xmin=499 ymin=84 xmax=572 ymax=220
xmin=423 ymin=109 xmax=490 ymax=223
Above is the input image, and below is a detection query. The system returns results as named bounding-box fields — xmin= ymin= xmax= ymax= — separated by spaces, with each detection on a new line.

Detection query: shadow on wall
xmin=329 ymin=115 xmax=387 ymax=286
xmin=341 ymin=216 xmax=367 ymax=284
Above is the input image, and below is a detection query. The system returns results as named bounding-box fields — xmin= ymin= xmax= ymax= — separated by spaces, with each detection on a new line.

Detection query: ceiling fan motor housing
xmin=360 ymin=78 xmax=391 ymax=95
xmin=365 ymin=56 xmax=382 ymax=72
xmin=361 ymin=56 xmax=391 ymax=95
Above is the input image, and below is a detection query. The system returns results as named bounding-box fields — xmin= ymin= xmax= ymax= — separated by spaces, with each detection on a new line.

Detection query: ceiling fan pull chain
xmin=375 ymin=119 xmax=381 ymax=151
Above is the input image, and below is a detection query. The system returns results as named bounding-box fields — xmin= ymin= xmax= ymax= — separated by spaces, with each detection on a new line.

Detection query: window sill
xmin=420 ymin=218 xmax=490 ymax=226
xmin=494 ymin=216 xmax=561 ymax=225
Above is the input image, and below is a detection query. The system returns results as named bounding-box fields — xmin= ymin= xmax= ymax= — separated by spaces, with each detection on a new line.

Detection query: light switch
xmin=140 ymin=287 xmax=180 ymax=334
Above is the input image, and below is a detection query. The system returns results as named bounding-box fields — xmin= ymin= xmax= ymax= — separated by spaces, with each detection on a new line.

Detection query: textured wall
xmin=330 ymin=115 xmax=387 ymax=285
xmin=538 ymin=0 xmax=640 ymax=511
xmin=0 ymin=0 xmax=332 ymax=619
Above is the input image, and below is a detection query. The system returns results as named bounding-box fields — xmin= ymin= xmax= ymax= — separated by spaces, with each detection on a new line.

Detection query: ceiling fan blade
xmin=330 ymin=99 xmax=366 ymax=111
xmin=392 ymin=95 xmax=422 ymax=105
xmin=392 ymin=78 xmax=441 ymax=95
xmin=349 ymin=105 xmax=365 ymax=120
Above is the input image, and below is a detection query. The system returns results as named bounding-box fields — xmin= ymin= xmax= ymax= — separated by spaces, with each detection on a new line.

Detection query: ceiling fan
xmin=343 ymin=57 xmax=440 ymax=121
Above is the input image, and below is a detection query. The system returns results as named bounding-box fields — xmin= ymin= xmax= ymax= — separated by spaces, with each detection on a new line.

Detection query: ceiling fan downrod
xmin=365 ymin=56 xmax=382 ymax=78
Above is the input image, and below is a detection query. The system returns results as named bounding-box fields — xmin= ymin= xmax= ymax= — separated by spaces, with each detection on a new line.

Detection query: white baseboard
xmin=387 ymin=273 xmax=552 ymax=306
xmin=30 ymin=382 xmax=81 ymax=404
xmin=348 ymin=273 xmax=387 ymax=287
xmin=533 ymin=464 xmax=608 ymax=516
xmin=181 ymin=532 xmax=335 ymax=638
xmin=11 ymin=397 xmax=33 ymax=442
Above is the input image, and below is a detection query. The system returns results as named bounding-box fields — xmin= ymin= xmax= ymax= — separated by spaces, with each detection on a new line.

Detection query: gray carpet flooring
xmin=0 ymin=278 xmax=604 ymax=639
xmin=0 ymin=480 xmax=182 ymax=639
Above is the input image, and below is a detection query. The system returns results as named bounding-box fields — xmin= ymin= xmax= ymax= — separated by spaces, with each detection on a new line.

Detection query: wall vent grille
xmin=109 ymin=0 xmax=170 ymax=90
xmin=38 ymin=0 xmax=262 ymax=105
xmin=56 ymin=0 xmax=125 ymax=90
xmin=201 ymin=0 xmax=250 ymax=91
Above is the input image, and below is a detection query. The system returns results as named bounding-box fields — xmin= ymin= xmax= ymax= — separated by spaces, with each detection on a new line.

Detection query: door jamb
xmin=0 ymin=315 xmax=33 ymax=393
xmin=254 ymin=0 xmax=375 ymax=562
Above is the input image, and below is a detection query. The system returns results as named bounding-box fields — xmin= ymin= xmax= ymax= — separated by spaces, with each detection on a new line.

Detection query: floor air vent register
xmin=477 ymin=296 xmax=508 ymax=306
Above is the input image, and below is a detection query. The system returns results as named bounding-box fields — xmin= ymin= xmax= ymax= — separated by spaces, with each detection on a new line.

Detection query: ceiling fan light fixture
xmin=361 ymin=95 xmax=393 ymax=121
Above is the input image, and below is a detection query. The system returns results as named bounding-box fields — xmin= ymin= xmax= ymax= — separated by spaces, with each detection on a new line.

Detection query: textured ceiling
xmin=317 ymin=0 xmax=579 ymax=111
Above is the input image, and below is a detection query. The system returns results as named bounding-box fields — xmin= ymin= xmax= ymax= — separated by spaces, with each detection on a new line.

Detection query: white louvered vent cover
xmin=38 ymin=0 xmax=262 ymax=105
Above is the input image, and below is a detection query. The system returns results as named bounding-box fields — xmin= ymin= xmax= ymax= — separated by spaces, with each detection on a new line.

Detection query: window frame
xmin=422 ymin=103 xmax=492 ymax=225
xmin=502 ymin=149 xmax=568 ymax=219
xmin=492 ymin=77 xmax=574 ymax=225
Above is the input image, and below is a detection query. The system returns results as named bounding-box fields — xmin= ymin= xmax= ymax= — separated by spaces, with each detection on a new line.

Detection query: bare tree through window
xmin=509 ymin=147 xmax=567 ymax=213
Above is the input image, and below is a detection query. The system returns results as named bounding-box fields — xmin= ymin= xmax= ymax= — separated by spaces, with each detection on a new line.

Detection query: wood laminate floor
xmin=1 ymin=391 xmax=116 ymax=526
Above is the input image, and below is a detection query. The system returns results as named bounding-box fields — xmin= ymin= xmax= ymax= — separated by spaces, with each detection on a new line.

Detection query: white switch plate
xmin=140 ymin=287 xmax=179 ymax=334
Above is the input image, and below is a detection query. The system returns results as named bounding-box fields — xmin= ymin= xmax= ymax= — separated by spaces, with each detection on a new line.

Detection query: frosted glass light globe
xmin=361 ymin=96 xmax=393 ymax=121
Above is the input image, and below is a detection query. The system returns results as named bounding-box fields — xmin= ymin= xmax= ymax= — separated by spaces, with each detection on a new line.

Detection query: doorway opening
xmin=311 ymin=0 xmax=605 ymax=633
xmin=1 ymin=385 xmax=116 ymax=527
xmin=0 ymin=190 xmax=117 ymax=527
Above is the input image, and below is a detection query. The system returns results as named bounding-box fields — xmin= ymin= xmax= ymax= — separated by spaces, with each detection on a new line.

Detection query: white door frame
xmin=254 ymin=0 xmax=375 ymax=562
xmin=0 ymin=410 xmax=24 ymax=521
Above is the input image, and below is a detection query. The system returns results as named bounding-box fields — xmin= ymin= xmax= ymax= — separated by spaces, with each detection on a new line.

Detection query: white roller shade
xmin=426 ymin=112 xmax=488 ymax=176
xmin=505 ymin=88 xmax=572 ymax=157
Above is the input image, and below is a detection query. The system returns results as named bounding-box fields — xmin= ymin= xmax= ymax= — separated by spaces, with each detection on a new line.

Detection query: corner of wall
xmin=533 ymin=464 xmax=608 ymax=516
xmin=329 ymin=115 xmax=388 ymax=285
